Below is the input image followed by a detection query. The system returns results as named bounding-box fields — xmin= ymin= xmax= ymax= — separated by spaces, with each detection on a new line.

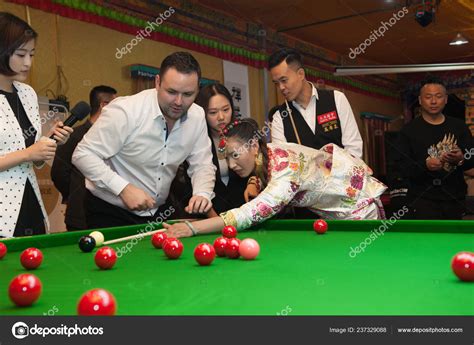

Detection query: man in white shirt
xmin=269 ymin=48 xmax=363 ymax=158
xmin=73 ymin=52 xmax=216 ymax=228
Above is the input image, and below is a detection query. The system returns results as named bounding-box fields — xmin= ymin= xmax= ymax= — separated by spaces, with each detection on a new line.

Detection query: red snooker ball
xmin=313 ymin=220 xmax=328 ymax=234
xmin=151 ymin=232 xmax=168 ymax=249
xmin=222 ymin=225 xmax=237 ymax=238
xmin=94 ymin=247 xmax=117 ymax=270
xmin=213 ymin=237 xmax=228 ymax=257
xmin=239 ymin=238 xmax=260 ymax=260
xmin=9 ymin=274 xmax=42 ymax=307
xmin=163 ymin=238 xmax=184 ymax=259
xmin=0 ymin=242 xmax=7 ymax=259
xmin=451 ymin=252 xmax=474 ymax=282
xmin=20 ymin=248 xmax=43 ymax=270
xmin=194 ymin=243 xmax=216 ymax=266
xmin=225 ymin=238 xmax=241 ymax=259
xmin=77 ymin=288 xmax=117 ymax=316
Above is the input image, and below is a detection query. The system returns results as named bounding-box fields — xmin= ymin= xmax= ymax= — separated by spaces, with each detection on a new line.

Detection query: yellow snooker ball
xmin=89 ymin=231 xmax=104 ymax=246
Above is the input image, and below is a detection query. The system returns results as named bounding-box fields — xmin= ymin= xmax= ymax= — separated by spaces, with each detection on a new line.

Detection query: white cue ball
xmin=89 ymin=231 xmax=104 ymax=246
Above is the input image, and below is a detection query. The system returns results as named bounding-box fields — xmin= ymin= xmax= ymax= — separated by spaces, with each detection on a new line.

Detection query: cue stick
xmin=101 ymin=219 xmax=198 ymax=246
xmin=102 ymin=229 xmax=165 ymax=246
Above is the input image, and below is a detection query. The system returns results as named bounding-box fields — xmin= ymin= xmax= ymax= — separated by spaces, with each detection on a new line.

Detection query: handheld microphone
xmin=49 ymin=101 xmax=91 ymax=140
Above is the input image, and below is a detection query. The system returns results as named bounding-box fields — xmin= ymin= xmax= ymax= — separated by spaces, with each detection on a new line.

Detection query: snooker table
xmin=1 ymin=220 xmax=473 ymax=316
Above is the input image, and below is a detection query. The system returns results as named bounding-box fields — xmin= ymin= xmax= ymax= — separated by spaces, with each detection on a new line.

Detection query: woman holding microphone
xmin=0 ymin=12 xmax=73 ymax=237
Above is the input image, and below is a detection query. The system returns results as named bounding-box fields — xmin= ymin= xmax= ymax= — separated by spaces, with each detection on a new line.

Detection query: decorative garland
xmin=402 ymin=70 xmax=474 ymax=94
xmin=7 ymin=0 xmax=399 ymax=101
xmin=130 ymin=64 xmax=217 ymax=86
xmin=305 ymin=69 xmax=398 ymax=100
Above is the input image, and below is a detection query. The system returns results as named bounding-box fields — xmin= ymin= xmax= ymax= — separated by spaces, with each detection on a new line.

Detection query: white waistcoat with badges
xmin=0 ymin=81 xmax=49 ymax=237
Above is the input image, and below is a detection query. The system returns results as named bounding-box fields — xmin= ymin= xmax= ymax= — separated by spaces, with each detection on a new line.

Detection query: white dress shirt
xmin=72 ymin=88 xmax=216 ymax=217
xmin=271 ymin=84 xmax=363 ymax=157
xmin=217 ymin=158 xmax=229 ymax=186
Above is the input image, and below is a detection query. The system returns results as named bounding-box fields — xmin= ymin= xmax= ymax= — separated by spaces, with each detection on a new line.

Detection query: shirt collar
xmin=309 ymin=82 xmax=319 ymax=100
xmin=292 ymin=82 xmax=319 ymax=109
xmin=153 ymin=89 xmax=163 ymax=120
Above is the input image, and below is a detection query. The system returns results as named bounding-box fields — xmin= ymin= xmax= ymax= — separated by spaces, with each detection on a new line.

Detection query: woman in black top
xmin=195 ymin=83 xmax=249 ymax=216
xmin=0 ymin=12 xmax=73 ymax=237
xmin=167 ymin=84 xmax=251 ymax=218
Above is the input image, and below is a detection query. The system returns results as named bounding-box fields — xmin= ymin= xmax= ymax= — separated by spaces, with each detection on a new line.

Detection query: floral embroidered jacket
xmin=220 ymin=143 xmax=387 ymax=230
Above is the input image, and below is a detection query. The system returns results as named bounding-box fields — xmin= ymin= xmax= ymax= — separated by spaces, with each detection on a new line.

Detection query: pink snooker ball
xmin=239 ymin=238 xmax=260 ymax=260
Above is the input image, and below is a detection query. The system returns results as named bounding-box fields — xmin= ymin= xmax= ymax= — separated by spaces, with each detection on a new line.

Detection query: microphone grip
xmin=49 ymin=115 xmax=77 ymax=140
xmin=63 ymin=115 xmax=78 ymax=128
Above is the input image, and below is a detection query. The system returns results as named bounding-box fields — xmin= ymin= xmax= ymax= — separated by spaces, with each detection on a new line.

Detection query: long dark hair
xmin=195 ymin=83 xmax=236 ymax=120
xmin=0 ymin=12 xmax=38 ymax=76
xmin=225 ymin=118 xmax=270 ymax=187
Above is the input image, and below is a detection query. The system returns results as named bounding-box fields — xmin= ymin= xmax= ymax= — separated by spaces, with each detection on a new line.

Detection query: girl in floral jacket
xmin=164 ymin=118 xmax=386 ymax=237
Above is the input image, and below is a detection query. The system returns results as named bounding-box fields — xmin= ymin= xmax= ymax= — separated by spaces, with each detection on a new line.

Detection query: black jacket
xmin=51 ymin=121 xmax=92 ymax=230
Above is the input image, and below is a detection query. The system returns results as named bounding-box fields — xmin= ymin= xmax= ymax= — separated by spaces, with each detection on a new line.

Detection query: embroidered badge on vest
xmin=317 ymin=111 xmax=339 ymax=132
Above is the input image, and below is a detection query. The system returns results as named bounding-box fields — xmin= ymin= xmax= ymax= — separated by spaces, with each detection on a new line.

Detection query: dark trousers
xmin=411 ymin=197 xmax=465 ymax=220
xmin=85 ymin=191 xmax=174 ymax=229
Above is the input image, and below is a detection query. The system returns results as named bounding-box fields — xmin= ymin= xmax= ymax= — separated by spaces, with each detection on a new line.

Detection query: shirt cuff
xmin=219 ymin=211 xmax=237 ymax=228
xmin=194 ymin=191 xmax=215 ymax=201
xmin=108 ymin=175 xmax=130 ymax=196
